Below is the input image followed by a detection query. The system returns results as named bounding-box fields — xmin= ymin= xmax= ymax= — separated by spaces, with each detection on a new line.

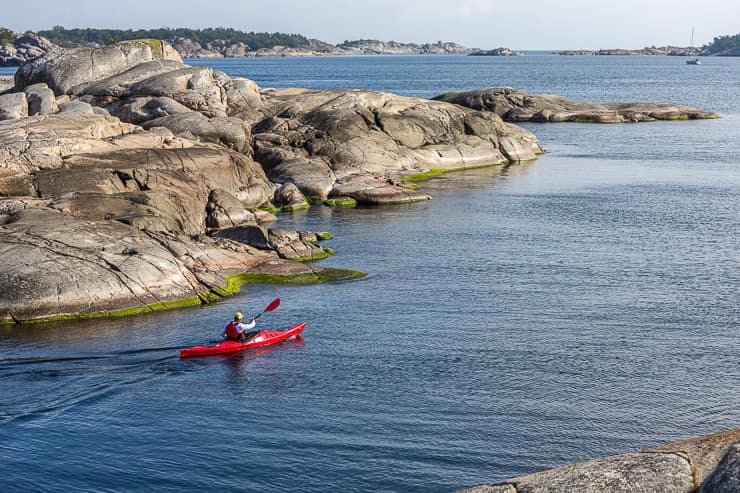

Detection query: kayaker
xmin=222 ymin=312 xmax=257 ymax=341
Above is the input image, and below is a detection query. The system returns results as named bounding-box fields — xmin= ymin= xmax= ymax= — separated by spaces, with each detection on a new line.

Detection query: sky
xmin=2 ymin=0 xmax=740 ymax=50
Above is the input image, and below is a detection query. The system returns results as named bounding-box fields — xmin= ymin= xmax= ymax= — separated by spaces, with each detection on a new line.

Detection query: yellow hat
xmin=234 ymin=312 xmax=243 ymax=321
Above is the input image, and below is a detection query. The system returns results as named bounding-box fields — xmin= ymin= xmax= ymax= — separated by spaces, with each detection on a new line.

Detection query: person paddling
xmin=222 ymin=312 xmax=257 ymax=341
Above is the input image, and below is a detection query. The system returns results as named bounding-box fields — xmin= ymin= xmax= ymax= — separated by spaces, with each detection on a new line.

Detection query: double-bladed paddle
xmin=251 ymin=297 xmax=281 ymax=322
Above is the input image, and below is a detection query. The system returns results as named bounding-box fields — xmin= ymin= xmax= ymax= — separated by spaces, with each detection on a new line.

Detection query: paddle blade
xmin=264 ymin=298 xmax=281 ymax=313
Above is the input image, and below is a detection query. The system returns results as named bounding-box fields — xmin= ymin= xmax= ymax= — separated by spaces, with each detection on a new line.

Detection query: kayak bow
xmin=180 ymin=322 xmax=307 ymax=359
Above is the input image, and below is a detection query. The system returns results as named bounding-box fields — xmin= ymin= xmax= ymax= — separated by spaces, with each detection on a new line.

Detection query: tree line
xmin=36 ymin=26 xmax=310 ymax=49
xmin=703 ymin=33 xmax=740 ymax=54
xmin=0 ymin=28 xmax=16 ymax=44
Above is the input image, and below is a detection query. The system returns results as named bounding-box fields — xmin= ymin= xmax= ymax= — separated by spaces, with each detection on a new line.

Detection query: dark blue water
xmin=1 ymin=55 xmax=739 ymax=492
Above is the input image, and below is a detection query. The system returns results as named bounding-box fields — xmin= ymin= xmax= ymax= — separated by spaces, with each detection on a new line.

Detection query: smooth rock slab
xmin=460 ymin=452 xmax=694 ymax=493
xmin=15 ymin=40 xmax=183 ymax=95
xmin=142 ymin=112 xmax=251 ymax=152
xmin=459 ymin=430 xmax=740 ymax=493
xmin=433 ymin=87 xmax=719 ymax=123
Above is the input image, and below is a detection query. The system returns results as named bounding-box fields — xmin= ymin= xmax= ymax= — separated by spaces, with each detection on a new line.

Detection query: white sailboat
xmin=687 ymin=27 xmax=701 ymax=65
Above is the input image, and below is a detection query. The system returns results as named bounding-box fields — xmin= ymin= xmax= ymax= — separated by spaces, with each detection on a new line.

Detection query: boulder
xmin=274 ymin=182 xmax=309 ymax=210
xmin=14 ymin=40 xmax=183 ymax=95
xmin=23 ymin=83 xmax=58 ymax=115
xmin=0 ymin=92 xmax=28 ymax=120
xmin=433 ymin=87 xmax=719 ymax=123
xmin=214 ymin=224 xmax=271 ymax=249
xmin=73 ymin=59 xmax=189 ymax=97
xmin=0 ymin=199 xmax=25 ymax=216
xmin=267 ymin=228 xmax=331 ymax=261
xmin=142 ymin=112 xmax=251 ymax=152
xmin=127 ymin=66 xmax=227 ymax=116
xmin=214 ymin=225 xmax=331 ymax=261
xmin=206 ymin=188 xmax=257 ymax=229
xmin=222 ymin=76 xmax=263 ymax=122
xmin=113 ymin=96 xmax=192 ymax=124
xmin=58 ymin=100 xmax=95 ymax=115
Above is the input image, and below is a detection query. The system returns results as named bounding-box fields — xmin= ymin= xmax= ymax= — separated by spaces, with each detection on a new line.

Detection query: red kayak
xmin=180 ymin=323 xmax=307 ymax=359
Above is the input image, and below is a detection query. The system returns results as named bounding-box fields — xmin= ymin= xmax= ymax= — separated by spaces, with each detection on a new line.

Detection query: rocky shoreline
xmin=0 ymin=39 xmax=544 ymax=324
xmin=469 ymin=48 xmax=523 ymax=57
xmin=556 ymin=46 xmax=701 ymax=56
xmin=459 ymin=429 xmax=740 ymax=492
xmin=434 ymin=87 xmax=719 ymax=123
xmin=0 ymin=40 xmax=717 ymax=324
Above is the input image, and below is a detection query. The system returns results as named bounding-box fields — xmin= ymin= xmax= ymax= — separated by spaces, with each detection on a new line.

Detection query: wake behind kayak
xmin=179 ymin=323 xmax=307 ymax=359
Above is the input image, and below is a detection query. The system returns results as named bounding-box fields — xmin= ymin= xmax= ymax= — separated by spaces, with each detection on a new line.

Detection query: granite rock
xmin=433 ymin=87 xmax=719 ymax=123
xmin=0 ymin=92 xmax=28 ymax=120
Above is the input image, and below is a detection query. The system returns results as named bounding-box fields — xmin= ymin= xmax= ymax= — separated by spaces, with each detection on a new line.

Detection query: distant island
xmin=0 ymin=26 xmax=492 ymax=65
xmin=469 ymin=47 xmax=523 ymax=57
xmin=556 ymin=46 xmax=700 ymax=56
xmin=336 ymin=39 xmax=472 ymax=55
xmin=702 ymin=33 xmax=740 ymax=55
xmin=5 ymin=26 xmax=740 ymax=66
xmin=556 ymin=32 xmax=740 ymax=56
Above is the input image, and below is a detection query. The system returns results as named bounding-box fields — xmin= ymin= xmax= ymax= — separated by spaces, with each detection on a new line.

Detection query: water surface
xmin=1 ymin=54 xmax=738 ymax=492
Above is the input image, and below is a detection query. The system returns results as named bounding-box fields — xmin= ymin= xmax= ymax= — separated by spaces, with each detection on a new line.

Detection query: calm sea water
xmin=1 ymin=55 xmax=738 ymax=492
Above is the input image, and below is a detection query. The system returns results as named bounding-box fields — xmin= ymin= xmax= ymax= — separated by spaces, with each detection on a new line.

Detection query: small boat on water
xmin=180 ymin=322 xmax=307 ymax=358
xmin=686 ymin=27 xmax=701 ymax=65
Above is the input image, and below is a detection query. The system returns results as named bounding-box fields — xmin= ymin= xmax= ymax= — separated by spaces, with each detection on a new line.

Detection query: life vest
xmin=225 ymin=321 xmax=241 ymax=340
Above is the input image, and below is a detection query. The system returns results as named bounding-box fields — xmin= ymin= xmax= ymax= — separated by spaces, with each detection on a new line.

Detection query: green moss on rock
xmin=281 ymin=246 xmax=335 ymax=262
xmin=226 ymin=268 xmax=365 ymax=286
xmin=324 ymin=197 xmax=358 ymax=208
xmin=282 ymin=202 xmax=310 ymax=212
xmin=305 ymin=195 xmax=325 ymax=204
xmin=4 ymin=267 xmax=366 ymax=325
xmin=401 ymin=162 xmax=508 ymax=182
xmin=401 ymin=168 xmax=450 ymax=182
xmin=254 ymin=203 xmax=281 ymax=213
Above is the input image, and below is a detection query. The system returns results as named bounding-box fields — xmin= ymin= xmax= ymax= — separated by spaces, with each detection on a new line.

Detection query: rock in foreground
xmin=433 ymin=87 xmax=719 ymax=123
xmin=458 ymin=429 xmax=740 ymax=493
